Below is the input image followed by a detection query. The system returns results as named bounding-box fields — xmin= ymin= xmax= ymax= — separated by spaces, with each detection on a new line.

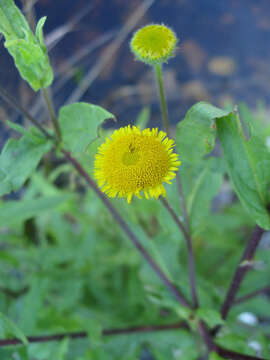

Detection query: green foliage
xmin=59 ymin=102 xmax=114 ymax=153
xmin=176 ymin=102 xmax=229 ymax=163
xmin=216 ymin=111 xmax=270 ymax=229
xmin=0 ymin=130 xmax=52 ymax=196
xmin=196 ymin=308 xmax=224 ymax=328
xmin=0 ymin=0 xmax=53 ymax=90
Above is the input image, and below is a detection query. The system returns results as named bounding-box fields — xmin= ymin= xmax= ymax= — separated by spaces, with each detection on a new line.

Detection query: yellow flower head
xmin=130 ymin=24 xmax=178 ymax=65
xmin=94 ymin=126 xmax=181 ymax=203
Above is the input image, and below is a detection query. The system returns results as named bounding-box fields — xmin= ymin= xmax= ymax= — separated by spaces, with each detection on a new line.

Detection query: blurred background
xmin=1 ymin=0 xmax=270 ymax=144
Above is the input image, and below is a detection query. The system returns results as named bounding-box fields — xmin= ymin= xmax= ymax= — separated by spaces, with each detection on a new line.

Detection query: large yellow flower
xmin=130 ymin=24 xmax=178 ymax=65
xmin=94 ymin=126 xmax=181 ymax=203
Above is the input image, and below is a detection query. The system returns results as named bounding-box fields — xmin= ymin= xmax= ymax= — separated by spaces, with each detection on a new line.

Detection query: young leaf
xmin=0 ymin=312 xmax=28 ymax=346
xmin=0 ymin=0 xmax=53 ymax=90
xmin=0 ymin=132 xmax=52 ymax=196
xmin=59 ymin=102 xmax=114 ymax=153
xmin=176 ymin=102 xmax=230 ymax=163
xmin=216 ymin=112 xmax=270 ymax=229
xmin=196 ymin=308 xmax=224 ymax=328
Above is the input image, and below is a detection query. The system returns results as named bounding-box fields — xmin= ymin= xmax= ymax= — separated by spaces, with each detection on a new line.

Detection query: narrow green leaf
xmin=0 ymin=195 xmax=70 ymax=226
xmin=0 ymin=0 xmax=53 ymax=90
xmin=59 ymin=102 xmax=114 ymax=153
xmin=176 ymin=102 xmax=230 ymax=163
xmin=35 ymin=16 xmax=46 ymax=49
xmin=216 ymin=112 xmax=270 ymax=229
xmin=0 ymin=312 xmax=28 ymax=346
xmin=0 ymin=132 xmax=52 ymax=196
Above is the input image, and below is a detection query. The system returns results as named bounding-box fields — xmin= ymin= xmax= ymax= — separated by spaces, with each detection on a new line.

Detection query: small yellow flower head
xmin=130 ymin=24 xmax=178 ymax=65
xmin=94 ymin=126 xmax=181 ymax=203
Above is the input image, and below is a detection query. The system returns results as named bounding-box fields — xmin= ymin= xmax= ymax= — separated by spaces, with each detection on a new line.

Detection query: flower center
xmin=122 ymin=144 xmax=140 ymax=166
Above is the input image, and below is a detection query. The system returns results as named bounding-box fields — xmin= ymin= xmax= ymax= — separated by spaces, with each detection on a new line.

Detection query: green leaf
xmin=183 ymin=158 xmax=223 ymax=236
xmin=35 ymin=16 xmax=47 ymax=49
xmin=59 ymin=102 xmax=114 ymax=153
xmin=216 ymin=111 xmax=270 ymax=229
xmin=0 ymin=195 xmax=70 ymax=226
xmin=0 ymin=312 xmax=28 ymax=345
xmin=196 ymin=308 xmax=224 ymax=328
xmin=0 ymin=132 xmax=52 ymax=196
xmin=0 ymin=0 xmax=53 ymax=90
xmin=176 ymin=102 xmax=230 ymax=163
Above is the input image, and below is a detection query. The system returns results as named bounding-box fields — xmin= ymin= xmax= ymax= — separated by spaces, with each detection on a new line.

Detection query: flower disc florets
xmin=94 ymin=126 xmax=181 ymax=203
xmin=130 ymin=24 xmax=178 ymax=65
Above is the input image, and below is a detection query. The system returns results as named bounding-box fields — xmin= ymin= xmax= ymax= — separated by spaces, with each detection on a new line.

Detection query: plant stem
xmin=233 ymin=284 xmax=270 ymax=305
xmin=220 ymin=225 xmax=264 ymax=320
xmin=0 ymin=321 xmax=188 ymax=347
xmin=41 ymin=88 xmax=61 ymax=140
xmin=62 ymin=149 xmax=191 ymax=309
xmin=0 ymin=324 xmax=266 ymax=359
xmin=154 ymin=63 xmax=170 ymax=136
xmin=216 ymin=347 xmax=265 ymax=360
xmin=0 ymin=85 xmax=53 ymax=140
xmin=160 ymin=197 xmax=199 ymax=308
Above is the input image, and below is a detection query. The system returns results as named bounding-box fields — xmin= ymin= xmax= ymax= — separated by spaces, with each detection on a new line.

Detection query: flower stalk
xmin=154 ymin=63 xmax=170 ymax=135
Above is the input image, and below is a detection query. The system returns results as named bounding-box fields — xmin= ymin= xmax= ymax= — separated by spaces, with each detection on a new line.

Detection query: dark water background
xmin=1 ymin=0 xmax=270 ymax=144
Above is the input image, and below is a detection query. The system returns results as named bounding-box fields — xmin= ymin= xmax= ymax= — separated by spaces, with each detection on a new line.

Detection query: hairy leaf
xmin=0 ymin=0 xmax=53 ymax=90
xmin=59 ymin=102 xmax=114 ymax=153
xmin=0 ymin=131 xmax=52 ymax=196
xmin=176 ymin=102 xmax=230 ymax=163
xmin=216 ymin=112 xmax=270 ymax=229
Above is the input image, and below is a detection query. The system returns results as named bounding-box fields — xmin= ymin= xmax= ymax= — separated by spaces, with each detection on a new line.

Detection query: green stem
xmin=154 ymin=63 xmax=170 ymax=135
xmin=41 ymin=88 xmax=61 ymax=140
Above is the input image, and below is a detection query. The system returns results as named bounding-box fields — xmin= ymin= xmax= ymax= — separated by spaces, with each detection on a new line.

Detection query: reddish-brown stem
xmin=0 ymin=322 xmax=188 ymax=347
xmin=220 ymin=225 xmax=264 ymax=320
xmin=0 ymin=85 xmax=53 ymax=140
xmin=234 ymin=285 xmax=270 ymax=305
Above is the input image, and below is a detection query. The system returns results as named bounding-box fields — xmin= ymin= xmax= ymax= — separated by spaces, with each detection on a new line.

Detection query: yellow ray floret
xmin=130 ymin=24 xmax=178 ymax=65
xmin=94 ymin=126 xmax=181 ymax=203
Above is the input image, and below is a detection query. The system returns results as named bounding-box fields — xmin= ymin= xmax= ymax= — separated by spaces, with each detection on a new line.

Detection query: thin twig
xmin=0 ymin=321 xmax=188 ymax=347
xmin=234 ymin=285 xmax=270 ymax=305
xmin=65 ymin=0 xmax=155 ymax=104
xmin=220 ymin=225 xmax=264 ymax=320
xmin=41 ymin=88 xmax=61 ymax=140
xmin=160 ymin=197 xmax=199 ymax=308
xmin=0 ymin=85 xmax=53 ymax=140
xmin=62 ymin=149 xmax=191 ymax=309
